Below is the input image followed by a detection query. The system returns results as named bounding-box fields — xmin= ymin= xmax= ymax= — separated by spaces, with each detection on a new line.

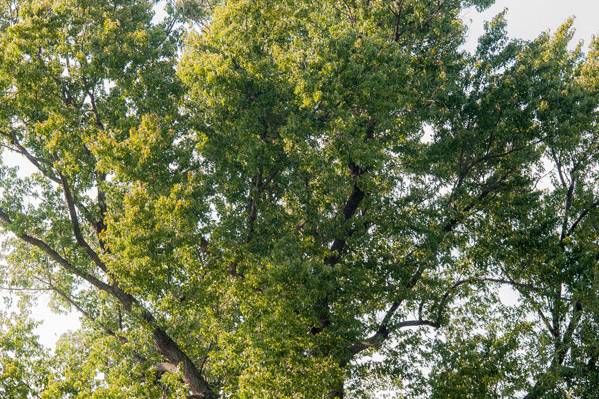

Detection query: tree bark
xmin=113 ymin=287 xmax=215 ymax=398
xmin=152 ymin=329 xmax=215 ymax=399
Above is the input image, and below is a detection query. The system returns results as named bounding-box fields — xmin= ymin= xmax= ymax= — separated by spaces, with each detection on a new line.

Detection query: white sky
xmin=3 ymin=0 xmax=598 ymax=350
xmin=463 ymin=0 xmax=597 ymax=50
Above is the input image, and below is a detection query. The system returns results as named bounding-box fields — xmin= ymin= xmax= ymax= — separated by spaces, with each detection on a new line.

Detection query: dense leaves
xmin=0 ymin=0 xmax=597 ymax=398
xmin=0 ymin=310 xmax=47 ymax=398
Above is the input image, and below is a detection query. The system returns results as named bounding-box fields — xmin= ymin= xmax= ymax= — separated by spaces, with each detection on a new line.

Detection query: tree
xmin=0 ymin=0 xmax=596 ymax=398
xmin=467 ymin=25 xmax=599 ymax=399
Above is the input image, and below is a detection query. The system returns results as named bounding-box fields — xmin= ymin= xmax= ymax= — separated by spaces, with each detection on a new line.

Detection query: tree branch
xmin=60 ymin=174 xmax=107 ymax=273
xmin=0 ymin=208 xmax=115 ymax=294
xmin=0 ymin=129 xmax=61 ymax=184
xmin=0 ymin=207 xmax=215 ymax=398
xmin=565 ymin=199 xmax=599 ymax=238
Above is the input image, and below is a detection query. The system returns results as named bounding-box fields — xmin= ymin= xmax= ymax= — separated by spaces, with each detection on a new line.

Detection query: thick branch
xmin=0 ymin=208 xmax=215 ymax=398
xmin=60 ymin=174 xmax=107 ymax=273
xmin=0 ymin=208 xmax=115 ymax=293
xmin=87 ymin=89 xmax=105 ymax=131
xmin=312 ymin=163 xmax=367 ymax=335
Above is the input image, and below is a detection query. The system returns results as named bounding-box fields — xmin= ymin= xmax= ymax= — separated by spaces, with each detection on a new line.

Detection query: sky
xmin=3 ymin=0 xmax=599 ymax=350
xmin=462 ymin=0 xmax=598 ymax=50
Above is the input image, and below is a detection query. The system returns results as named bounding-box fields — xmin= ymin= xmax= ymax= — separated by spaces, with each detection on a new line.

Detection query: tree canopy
xmin=0 ymin=0 xmax=597 ymax=398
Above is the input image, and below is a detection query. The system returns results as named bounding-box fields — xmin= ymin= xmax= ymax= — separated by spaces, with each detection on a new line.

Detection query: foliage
xmin=0 ymin=309 xmax=48 ymax=398
xmin=0 ymin=0 xmax=597 ymax=398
